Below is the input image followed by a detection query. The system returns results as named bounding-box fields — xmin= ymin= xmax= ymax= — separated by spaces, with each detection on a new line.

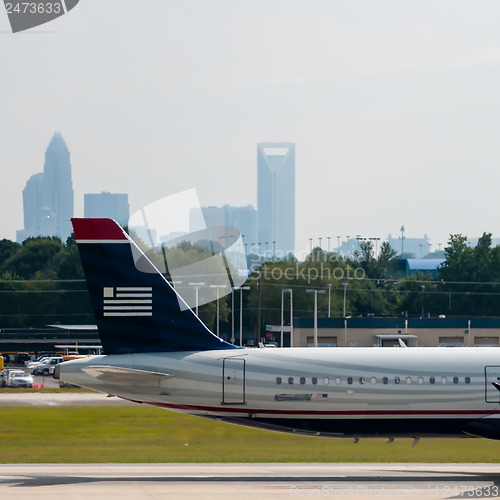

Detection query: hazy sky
xmin=2 ymin=0 xmax=500 ymax=254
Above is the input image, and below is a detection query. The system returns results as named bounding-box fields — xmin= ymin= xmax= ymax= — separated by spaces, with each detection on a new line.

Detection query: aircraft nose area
xmin=53 ymin=364 xmax=60 ymax=379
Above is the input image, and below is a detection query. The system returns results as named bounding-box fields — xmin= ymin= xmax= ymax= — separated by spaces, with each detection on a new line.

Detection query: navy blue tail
xmin=72 ymin=218 xmax=240 ymax=354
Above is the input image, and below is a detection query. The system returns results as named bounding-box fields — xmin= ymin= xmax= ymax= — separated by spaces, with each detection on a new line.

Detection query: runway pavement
xmin=0 ymin=463 xmax=499 ymax=499
xmin=0 ymin=391 xmax=134 ymax=406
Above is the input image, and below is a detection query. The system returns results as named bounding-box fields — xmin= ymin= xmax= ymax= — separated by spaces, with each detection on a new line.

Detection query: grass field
xmin=1 ymin=405 xmax=500 ymax=463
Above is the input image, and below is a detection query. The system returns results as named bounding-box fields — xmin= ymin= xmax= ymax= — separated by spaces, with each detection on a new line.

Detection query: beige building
xmin=268 ymin=317 xmax=500 ymax=348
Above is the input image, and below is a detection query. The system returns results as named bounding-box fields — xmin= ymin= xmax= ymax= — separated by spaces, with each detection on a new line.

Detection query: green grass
xmin=0 ymin=387 xmax=94 ymax=394
xmin=1 ymin=406 xmax=500 ymax=463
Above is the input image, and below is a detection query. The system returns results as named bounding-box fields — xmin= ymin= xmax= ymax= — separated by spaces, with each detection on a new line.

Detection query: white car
xmin=25 ymin=355 xmax=61 ymax=369
xmin=32 ymin=357 xmax=62 ymax=376
xmin=7 ymin=370 xmax=34 ymax=388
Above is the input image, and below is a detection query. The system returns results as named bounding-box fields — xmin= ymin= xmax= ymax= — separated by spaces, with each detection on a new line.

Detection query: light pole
xmin=231 ymin=287 xmax=234 ymax=344
xmin=281 ymin=288 xmax=293 ymax=347
xmin=210 ymin=285 xmax=226 ymax=336
xmin=327 ymin=236 xmax=331 ymax=253
xmin=306 ymin=289 xmax=325 ymax=347
xmin=188 ymin=282 xmax=205 ymax=316
xmin=238 ymin=286 xmax=250 ymax=346
xmin=327 ymin=283 xmax=332 ymax=318
xmin=342 ymin=282 xmax=348 ymax=317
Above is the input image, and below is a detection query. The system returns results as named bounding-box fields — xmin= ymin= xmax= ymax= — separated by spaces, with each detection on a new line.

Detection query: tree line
xmin=1 ymin=232 xmax=500 ymax=340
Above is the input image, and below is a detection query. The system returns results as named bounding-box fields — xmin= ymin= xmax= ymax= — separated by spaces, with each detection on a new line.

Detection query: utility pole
xmin=257 ymin=271 xmax=262 ymax=346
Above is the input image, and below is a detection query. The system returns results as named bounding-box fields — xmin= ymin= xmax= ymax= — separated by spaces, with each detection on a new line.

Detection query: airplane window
xmin=371 ymin=377 xmax=377 ymax=384
xmin=359 ymin=377 xmax=365 ymax=384
xmin=347 ymin=377 xmax=353 ymax=385
xmin=394 ymin=377 xmax=400 ymax=384
xmin=465 ymin=377 xmax=471 ymax=384
xmin=406 ymin=377 xmax=412 ymax=384
xmin=323 ymin=377 xmax=330 ymax=385
xmin=417 ymin=377 xmax=424 ymax=384
xmin=441 ymin=377 xmax=447 ymax=384
xmin=453 ymin=377 xmax=459 ymax=384
xmin=312 ymin=377 xmax=318 ymax=385
xmin=276 ymin=377 xmax=282 ymax=385
xmin=288 ymin=377 xmax=294 ymax=385
xmin=300 ymin=377 xmax=306 ymax=385
xmin=335 ymin=377 xmax=341 ymax=385
xmin=383 ymin=377 xmax=388 ymax=384
xmin=430 ymin=376 xmax=435 ymax=384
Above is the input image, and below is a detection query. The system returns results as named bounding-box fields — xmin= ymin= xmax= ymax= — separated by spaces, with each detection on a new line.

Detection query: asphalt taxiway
xmin=0 ymin=463 xmax=499 ymax=500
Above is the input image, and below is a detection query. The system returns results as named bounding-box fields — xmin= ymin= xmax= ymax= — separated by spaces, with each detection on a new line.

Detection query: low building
xmin=291 ymin=316 xmax=500 ymax=348
xmin=405 ymin=258 xmax=445 ymax=277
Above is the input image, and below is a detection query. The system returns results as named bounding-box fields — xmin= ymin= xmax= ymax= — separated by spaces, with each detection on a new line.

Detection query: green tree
xmin=1 ymin=237 xmax=63 ymax=279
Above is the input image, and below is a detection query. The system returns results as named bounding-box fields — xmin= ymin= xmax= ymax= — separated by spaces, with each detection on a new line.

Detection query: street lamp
xmin=306 ymin=289 xmax=325 ymax=347
xmin=281 ymin=289 xmax=293 ymax=348
xmin=238 ymin=286 xmax=251 ymax=346
xmin=342 ymin=282 xmax=348 ymax=317
xmin=210 ymin=285 xmax=226 ymax=336
xmin=188 ymin=282 xmax=205 ymax=316
xmin=327 ymin=283 xmax=332 ymax=318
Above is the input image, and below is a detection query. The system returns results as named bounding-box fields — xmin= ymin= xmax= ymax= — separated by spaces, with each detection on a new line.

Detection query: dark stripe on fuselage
xmin=206 ymin=416 xmax=474 ymax=438
xmin=146 ymin=401 xmax=500 ymax=416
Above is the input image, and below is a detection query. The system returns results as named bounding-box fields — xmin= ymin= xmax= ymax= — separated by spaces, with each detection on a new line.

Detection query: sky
xmin=2 ymin=0 xmax=500 ymax=254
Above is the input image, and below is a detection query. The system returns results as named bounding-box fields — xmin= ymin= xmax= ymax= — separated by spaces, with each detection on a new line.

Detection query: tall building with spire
xmin=17 ymin=132 xmax=74 ymax=242
xmin=257 ymin=143 xmax=295 ymax=257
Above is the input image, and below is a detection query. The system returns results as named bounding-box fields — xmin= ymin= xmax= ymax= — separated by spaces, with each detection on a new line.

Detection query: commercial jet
xmin=56 ymin=218 xmax=500 ymax=441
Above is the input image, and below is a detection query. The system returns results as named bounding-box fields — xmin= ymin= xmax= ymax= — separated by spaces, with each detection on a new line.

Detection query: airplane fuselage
xmin=59 ymin=346 xmax=500 ymax=440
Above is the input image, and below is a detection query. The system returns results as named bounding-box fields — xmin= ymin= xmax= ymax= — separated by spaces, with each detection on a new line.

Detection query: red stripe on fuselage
xmin=71 ymin=218 xmax=128 ymax=241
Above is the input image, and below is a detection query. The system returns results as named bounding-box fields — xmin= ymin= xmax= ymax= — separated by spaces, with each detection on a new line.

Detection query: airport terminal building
xmin=289 ymin=316 xmax=500 ymax=348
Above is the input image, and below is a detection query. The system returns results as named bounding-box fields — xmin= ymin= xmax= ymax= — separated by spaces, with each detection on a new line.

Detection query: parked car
xmin=26 ymin=354 xmax=61 ymax=369
xmin=32 ymin=357 xmax=63 ymax=376
xmin=15 ymin=352 xmax=31 ymax=365
xmin=7 ymin=370 xmax=34 ymax=388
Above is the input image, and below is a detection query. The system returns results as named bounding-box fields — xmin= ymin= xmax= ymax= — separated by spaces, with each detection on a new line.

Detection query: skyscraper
xmin=257 ymin=143 xmax=295 ymax=257
xmin=190 ymin=204 xmax=257 ymax=249
xmin=17 ymin=132 xmax=74 ymax=242
xmin=84 ymin=192 xmax=129 ymax=227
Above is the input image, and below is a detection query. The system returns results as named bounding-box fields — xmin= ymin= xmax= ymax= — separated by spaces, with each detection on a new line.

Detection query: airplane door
xmin=222 ymin=358 xmax=246 ymax=404
xmin=484 ymin=366 xmax=500 ymax=403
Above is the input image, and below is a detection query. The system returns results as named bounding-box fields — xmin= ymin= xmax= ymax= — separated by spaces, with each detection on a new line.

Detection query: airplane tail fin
xmin=71 ymin=218 xmax=240 ymax=354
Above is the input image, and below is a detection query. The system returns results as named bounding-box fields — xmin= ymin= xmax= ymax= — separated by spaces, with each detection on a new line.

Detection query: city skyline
xmin=2 ymin=2 xmax=500 ymax=253
xmin=17 ymin=132 xmax=74 ymax=242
